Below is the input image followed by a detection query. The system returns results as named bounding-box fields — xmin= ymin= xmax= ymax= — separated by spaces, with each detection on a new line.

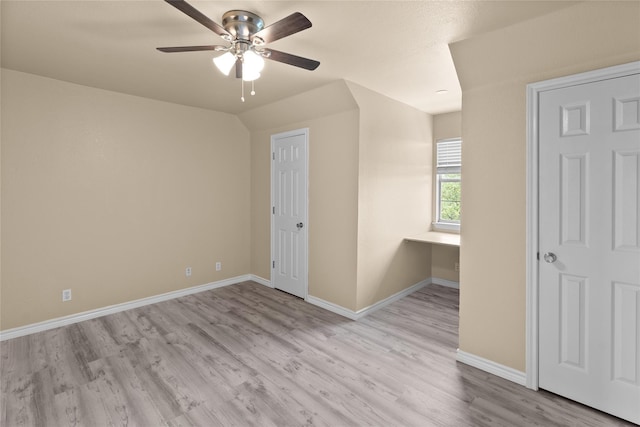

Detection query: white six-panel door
xmin=271 ymin=129 xmax=308 ymax=299
xmin=538 ymin=72 xmax=640 ymax=423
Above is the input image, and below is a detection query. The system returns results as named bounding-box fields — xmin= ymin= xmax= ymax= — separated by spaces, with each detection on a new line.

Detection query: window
xmin=434 ymin=138 xmax=461 ymax=231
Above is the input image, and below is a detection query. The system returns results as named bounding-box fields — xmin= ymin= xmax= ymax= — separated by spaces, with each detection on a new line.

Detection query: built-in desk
xmin=405 ymin=231 xmax=460 ymax=247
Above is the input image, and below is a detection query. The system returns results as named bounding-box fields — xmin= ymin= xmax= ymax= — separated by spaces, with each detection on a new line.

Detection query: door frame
xmin=270 ymin=128 xmax=310 ymax=299
xmin=525 ymin=60 xmax=640 ymax=390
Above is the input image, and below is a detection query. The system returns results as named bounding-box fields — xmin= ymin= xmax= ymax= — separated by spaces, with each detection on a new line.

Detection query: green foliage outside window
xmin=439 ymin=174 xmax=461 ymax=222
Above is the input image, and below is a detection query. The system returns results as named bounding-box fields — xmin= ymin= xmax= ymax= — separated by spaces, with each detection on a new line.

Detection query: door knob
xmin=543 ymin=252 xmax=557 ymax=263
xmin=296 ymin=222 xmax=304 ymax=229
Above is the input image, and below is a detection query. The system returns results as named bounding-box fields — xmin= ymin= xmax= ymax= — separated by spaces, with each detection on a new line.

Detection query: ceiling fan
xmin=157 ymin=0 xmax=320 ymax=84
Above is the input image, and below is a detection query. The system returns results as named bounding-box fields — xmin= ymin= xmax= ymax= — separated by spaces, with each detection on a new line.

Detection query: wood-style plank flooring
xmin=1 ymin=281 xmax=633 ymax=426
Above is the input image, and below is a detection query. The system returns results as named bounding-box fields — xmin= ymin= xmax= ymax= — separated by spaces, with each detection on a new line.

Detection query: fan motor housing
xmin=222 ymin=10 xmax=264 ymax=39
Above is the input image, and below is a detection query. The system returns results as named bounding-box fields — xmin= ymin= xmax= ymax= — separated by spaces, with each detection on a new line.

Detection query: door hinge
xmin=272 ymin=152 xmax=275 ymax=160
xmin=272 ymin=261 xmax=275 ymax=268
xmin=537 ymin=252 xmax=540 ymax=261
xmin=272 ymin=206 xmax=275 ymax=214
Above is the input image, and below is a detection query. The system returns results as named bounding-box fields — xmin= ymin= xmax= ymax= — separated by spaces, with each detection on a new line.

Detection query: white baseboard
xmin=431 ymin=277 xmax=459 ymax=289
xmin=305 ymin=295 xmax=359 ymax=320
xmin=0 ymin=274 xmax=252 ymax=342
xmin=249 ymin=274 xmax=272 ymax=288
xmin=306 ymin=278 xmax=431 ymax=321
xmin=355 ymin=279 xmax=430 ymax=318
xmin=456 ymin=349 xmax=527 ymax=386
xmin=0 ymin=275 xmax=455 ymax=341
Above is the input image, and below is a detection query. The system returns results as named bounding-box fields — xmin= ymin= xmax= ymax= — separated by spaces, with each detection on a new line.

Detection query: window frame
xmin=433 ymin=138 xmax=461 ymax=232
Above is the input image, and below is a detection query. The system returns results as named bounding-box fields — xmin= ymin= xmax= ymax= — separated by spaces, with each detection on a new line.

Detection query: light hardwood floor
xmin=1 ymin=281 xmax=633 ymax=426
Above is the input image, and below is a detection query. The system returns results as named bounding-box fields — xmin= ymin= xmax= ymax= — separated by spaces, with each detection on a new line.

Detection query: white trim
xmin=525 ymin=78 xmax=540 ymax=391
xmin=249 ymin=274 xmax=272 ymax=288
xmin=456 ymin=350 xmax=527 ymax=386
xmin=435 ymin=137 xmax=462 ymax=228
xmin=525 ymin=61 xmax=640 ymax=391
xmin=431 ymin=277 xmax=459 ymax=289
xmin=305 ymin=295 xmax=359 ymax=320
xmin=0 ymin=275 xmax=251 ymax=341
xmin=307 ymin=279 xmax=431 ymax=320
xmin=431 ymin=222 xmax=460 ymax=232
xmin=270 ymin=128 xmax=310 ymax=299
xmin=0 ymin=275 xmax=452 ymax=341
xmin=356 ymin=279 xmax=431 ymax=317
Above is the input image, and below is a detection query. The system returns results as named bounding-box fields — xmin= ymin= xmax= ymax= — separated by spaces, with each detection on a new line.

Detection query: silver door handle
xmin=296 ymin=222 xmax=304 ymax=229
xmin=543 ymin=252 xmax=557 ymax=263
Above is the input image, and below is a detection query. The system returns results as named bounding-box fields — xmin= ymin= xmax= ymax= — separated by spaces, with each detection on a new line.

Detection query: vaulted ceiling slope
xmin=1 ymin=1 xmax=577 ymax=116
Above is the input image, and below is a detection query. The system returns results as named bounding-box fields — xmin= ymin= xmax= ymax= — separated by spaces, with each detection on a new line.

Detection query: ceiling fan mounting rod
xmin=234 ymin=40 xmax=250 ymax=56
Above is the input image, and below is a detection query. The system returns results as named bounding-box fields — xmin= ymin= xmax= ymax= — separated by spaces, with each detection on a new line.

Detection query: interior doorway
xmin=527 ymin=61 xmax=640 ymax=424
xmin=270 ymin=128 xmax=309 ymax=299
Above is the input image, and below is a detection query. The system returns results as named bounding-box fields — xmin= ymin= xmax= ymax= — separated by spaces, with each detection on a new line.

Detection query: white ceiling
xmin=1 ymin=1 xmax=577 ymax=116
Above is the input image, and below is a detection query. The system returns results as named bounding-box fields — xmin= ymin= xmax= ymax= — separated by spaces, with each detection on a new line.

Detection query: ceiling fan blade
xmin=235 ymin=58 xmax=243 ymax=79
xmin=252 ymin=12 xmax=311 ymax=44
xmin=164 ymin=0 xmax=230 ymax=39
xmin=265 ymin=49 xmax=320 ymax=71
xmin=157 ymin=45 xmax=225 ymax=53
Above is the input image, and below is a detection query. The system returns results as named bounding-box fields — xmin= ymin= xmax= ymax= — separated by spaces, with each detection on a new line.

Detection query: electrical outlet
xmin=62 ymin=289 xmax=72 ymax=302
xmin=215 ymin=262 xmax=222 ymax=271
xmin=186 ymin=267 xmax=192 ymax=277
xmin=454 ymin=262 xmax=460 ymax=272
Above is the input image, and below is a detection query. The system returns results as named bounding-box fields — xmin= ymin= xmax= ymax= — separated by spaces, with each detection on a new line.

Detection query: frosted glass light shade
xmin=242 ymin=70 xmax=261 ymax=82
xmin=213 ymin=52 xmax=235 ymax=76
xmin=242 ymin=50 xmax=264 ymax=81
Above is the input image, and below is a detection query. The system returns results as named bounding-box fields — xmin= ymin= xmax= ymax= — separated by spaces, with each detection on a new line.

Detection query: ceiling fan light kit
xmin=157 ymin=0 xmax=320 ymax=102
xmin=213 ymin=52 xmax=235 ymax=76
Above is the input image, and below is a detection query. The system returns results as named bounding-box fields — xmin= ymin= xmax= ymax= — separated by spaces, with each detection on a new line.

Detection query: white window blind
xmin=436 ymin=139 xmax=462 ymax=174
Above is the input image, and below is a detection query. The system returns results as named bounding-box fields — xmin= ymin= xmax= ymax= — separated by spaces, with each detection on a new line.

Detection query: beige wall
xmin=450 ymin=1 xmax=640 ymax=371
xmin=433 ymin=112 xmax=462 ymax=142
xmin=0 ymin=62 xmax=3 ymax=325
xmin=1 ymin=73 xmax=434 ymax=330
xmin=432 ymin=112 xmax=461 ymax=282
xmin=346 ymin=83 xmax=432 ymax=310
xmin=247 ymin=111 xmax=361 ymax=310
xmin=243 ymin=80 xmax=432 ymax=312
xmin=1 ymin=69 xmax=251 ymax=330
xmin=243 ymin=81 xmax=361 ymax=310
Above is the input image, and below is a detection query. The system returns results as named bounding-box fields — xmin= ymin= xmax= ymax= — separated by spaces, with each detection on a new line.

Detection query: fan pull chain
xmin=240 ymin=80 xmax=256 ymax=102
